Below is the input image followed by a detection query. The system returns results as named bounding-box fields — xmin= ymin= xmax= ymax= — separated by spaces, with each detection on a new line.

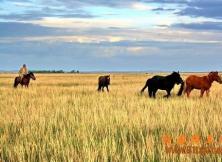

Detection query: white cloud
xmin=127 ymin=47 xmax=159 ymax=56
xmin=127 ymin=47 xmax=144 ymax=52
xmin=131 ymin=2 xmax=154 ymax=11
xmin=94 ymin=46 xmax=159 ymax=58
xmin=1 ymin=27 xmax=222 ymax=45
xmin=28 ymin=17 xmax=135 ymax=28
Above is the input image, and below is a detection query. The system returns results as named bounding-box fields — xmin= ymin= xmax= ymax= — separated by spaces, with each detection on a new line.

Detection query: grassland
xmin=0 ymin=73 xmax=222 ymax=162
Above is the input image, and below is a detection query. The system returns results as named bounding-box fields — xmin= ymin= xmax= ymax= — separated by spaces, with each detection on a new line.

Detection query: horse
xmin=14 ymin=72 xmax=36 ymax=88
xmin=98 ymin=75 xmax=110 ymax=92
xmin=141 ymin=72 xmax=183 ymax=98
xmin=178 ymin=71 xmax=222 ymax=97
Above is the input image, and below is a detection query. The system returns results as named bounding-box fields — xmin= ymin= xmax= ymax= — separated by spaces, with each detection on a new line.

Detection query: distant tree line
xmin=31 ymin=70 xmax=80 ymax=73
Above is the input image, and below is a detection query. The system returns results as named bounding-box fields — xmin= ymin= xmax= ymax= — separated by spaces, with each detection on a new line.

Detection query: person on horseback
xmin=14 ymin=65 xmax=35 ymax=88
xmin=18 ymin=64 xmax=28 ymax=81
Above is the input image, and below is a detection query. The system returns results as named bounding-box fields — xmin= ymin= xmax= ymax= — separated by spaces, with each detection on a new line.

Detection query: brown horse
xmin=178 ymin=71 xmax=222 ymax=97
xmin=14 ymin=72 xmax=36 ymax=88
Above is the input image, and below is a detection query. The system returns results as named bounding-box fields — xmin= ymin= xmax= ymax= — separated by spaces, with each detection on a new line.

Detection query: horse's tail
xmin=14 ymin=77 xmax=19 ymax=88
xmin=141 ymin=79 xmax=150 ymax=93
xmin=14 ymin=78 xmax=17 ymax=88
xmin=97 ymin=86 xmax=101 ymax=91
xmin=177 ymin=81 xmax=185 ymax=96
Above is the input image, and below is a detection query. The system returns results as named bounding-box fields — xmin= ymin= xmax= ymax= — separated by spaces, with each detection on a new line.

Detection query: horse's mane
xmin=24 ymin=72 xmax=33 ymax=78
xmin=166 ymin=72 xmax=178 ymax=79
xmin=207 ymin=71 xmax=218 ymax=83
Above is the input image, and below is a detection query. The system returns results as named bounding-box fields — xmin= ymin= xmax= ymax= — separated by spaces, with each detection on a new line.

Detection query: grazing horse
xmin=14 ymin=72 xmax=36 ymax=88
xmin=98 ymin=75 xmax=110 ymax=92
xmin=141 ymin=72 xmax=183 ymax=98
xmin=178 ymin=71 xmax=222 ymax=97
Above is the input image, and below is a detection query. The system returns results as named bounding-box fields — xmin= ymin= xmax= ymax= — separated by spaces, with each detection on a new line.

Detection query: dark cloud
xmin=43 ymin=0 xmax=129 ymax=8
xmin=3 ymin=0 xmax=31 ymax=1
xmin=0 ymin=12 xmax=95 ymax=21
xmin=156 ymin=24 xmax=170 ymax=28
xmin=177 ymin=1 xmax=222 ymax=19
xmin=50 ymin=0 xmax=186 ymax=9
xmin=40 ymin=0 xmax=222 ymax=20
xmin=0 ymin=14 xmax=45 ymax=21
xmin=173 ymin=22 xmax=222 ymax=31
xmin=0 ymin=22 xmax=123 ymax=38
xmin=0 ymin=6 xmax=95 ymax=21
xmin=0 ymin=22 xmax=71 ymax=37
xmin=2 ymin=0 xmax=221 ymax=22
xmin=152 ymin=7 xmax=175 ymax=11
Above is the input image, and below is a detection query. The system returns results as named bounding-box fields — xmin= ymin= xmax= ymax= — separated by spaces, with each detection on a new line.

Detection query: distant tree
xmin=31 ymin=69 xmax=79 ymax=73
xmin=69 ymin=70 xmax=80 ymax=73
xmin=31 ymin=70 xmax=65 ymax=73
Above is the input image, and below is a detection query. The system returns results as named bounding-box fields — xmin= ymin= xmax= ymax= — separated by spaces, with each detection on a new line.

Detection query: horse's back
xmin=151 ymin=75 xmax=165 ymax=81
xmin=186 ymin=75 xmax=203 ymax=82
xmin=148 ymin=75 xmax=167 ymax=89
xmin=186 ymin=75 xmax=208 ymax=88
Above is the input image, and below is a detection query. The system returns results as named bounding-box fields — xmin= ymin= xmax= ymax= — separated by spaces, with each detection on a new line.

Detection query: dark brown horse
xmin=14 ymin=72 xmax=36 ymax=88
xmin=98 ymin=75 xmax=110 ymax=92
xmin=178 ymin=71 xmax=222 ymax=97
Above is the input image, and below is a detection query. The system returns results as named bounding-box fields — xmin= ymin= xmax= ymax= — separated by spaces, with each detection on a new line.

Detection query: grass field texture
xmin=0 ymin=73 xmax=222 ymax=162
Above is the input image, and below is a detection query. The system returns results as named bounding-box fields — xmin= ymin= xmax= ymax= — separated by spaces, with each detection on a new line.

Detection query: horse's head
xmin=208 ymin=71 xmax=222 ymax=84
xmin=29 ymin=72 xmax=36 ymax=80
xmin=106 ymin=75 xmax=110 ymax=85
xmin=172 ymin=71 xmax=183 ymax=85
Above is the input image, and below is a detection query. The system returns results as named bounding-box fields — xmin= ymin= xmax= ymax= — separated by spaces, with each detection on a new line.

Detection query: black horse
xmin=14 ymin=72 xmax=36 ymax=88
xmin=141 ymin=72 xmax=183 ymax=98
xmin=98 ymin=75 xmax=110 ymax=92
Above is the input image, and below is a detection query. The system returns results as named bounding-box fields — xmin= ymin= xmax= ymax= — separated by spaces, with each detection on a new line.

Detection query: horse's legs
xmin=148 ymin=89 xmax=153 ymax=98
xmin=206 ymin=90 xmax=210 ymax=97
xmin=187 ymin=89 xmax=193 ymax=98
xmin=14 ymin=81 xmax=19 ymax=88
xmin=206 ymin=91 xmax=209 ymax=96
xmin=102 ymin=87 xmax=104 ymax=92
xmin=200 ymin=89 xmax=205 ymax=97
xmin=185 ymin=86 xmax=189 ymax=95
xmin=98 ymin=85 xmax=101 ymax=91
xmin=153 ymin=89 xmax=158 ymax=98
xmin=164 ymin=90 xmax=171 ymax=98
xmin=185 ymin=86 xmax=193 ymax=98
xmin=167 ymin=91 xmax=171 ymax=98
xmin=148 ymin=87 xmax=153 ymax=98
xmin=106 ymin=85 xmax=109 ymax=92
xmin=14 ymin=83 xmax=19 ymax=88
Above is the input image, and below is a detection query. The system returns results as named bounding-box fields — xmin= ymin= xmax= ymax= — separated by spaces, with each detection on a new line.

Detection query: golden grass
xmin=0 ymin=73 xmax=222 ymax=161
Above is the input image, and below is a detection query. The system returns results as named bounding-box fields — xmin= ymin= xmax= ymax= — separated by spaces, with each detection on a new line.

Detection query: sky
xmin=0 ymin=0 xmax=222 ymax=71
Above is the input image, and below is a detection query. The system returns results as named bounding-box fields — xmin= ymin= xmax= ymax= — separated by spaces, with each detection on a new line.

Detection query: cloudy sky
xmin=0 ymin=0 xmax=222 ymax=71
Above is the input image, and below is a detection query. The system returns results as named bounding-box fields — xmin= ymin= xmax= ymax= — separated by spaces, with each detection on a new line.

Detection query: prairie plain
xmin=0 ymin=73 xmax=222 ymax=162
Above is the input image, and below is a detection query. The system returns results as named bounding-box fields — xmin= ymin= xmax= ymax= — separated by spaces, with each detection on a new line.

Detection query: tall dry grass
xmin=0 ymin=73 xmax=222 ymax=161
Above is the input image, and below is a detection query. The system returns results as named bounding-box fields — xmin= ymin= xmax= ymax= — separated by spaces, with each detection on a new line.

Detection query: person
xmin=18 ymin=64 xmax=28 ymax=80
